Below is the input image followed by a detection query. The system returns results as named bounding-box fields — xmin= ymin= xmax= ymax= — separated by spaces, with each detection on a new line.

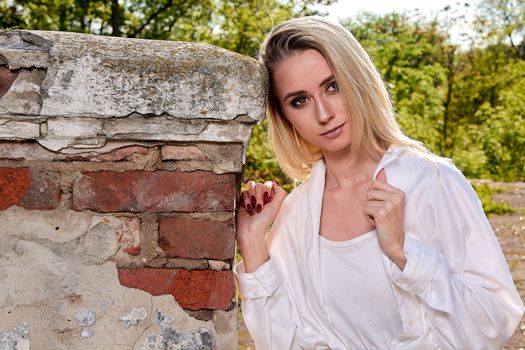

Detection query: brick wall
xmin=0 ymin=30 xmax=266 ymax=349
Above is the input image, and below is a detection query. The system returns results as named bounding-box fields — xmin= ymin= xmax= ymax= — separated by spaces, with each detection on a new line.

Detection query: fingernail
xmin=274 ymin=179 xmax=280 ymax=187
xmin=247 ymin=204 xmax=252 ymax=212
xmin=256 ymin=204 xmax=262 ymax=213
xmin=251 ymin=196 xmax=256 ymax=206
xmin=263 ymin=192 xmax=269 ymax=203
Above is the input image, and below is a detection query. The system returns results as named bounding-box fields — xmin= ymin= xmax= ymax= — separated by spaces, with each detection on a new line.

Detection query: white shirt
xmin=235 ymin=145 xmax=524 ymax=350
xmin=319 ymin=231 xmax=402 ymax=349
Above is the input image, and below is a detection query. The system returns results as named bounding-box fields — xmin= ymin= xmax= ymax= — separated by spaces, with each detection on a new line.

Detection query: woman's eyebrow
xmin=284 ymin=90 xmax=307 ymax=101
xmin=283 ymin=74 xmax=335 ymax=101
xmin=319 ymin=74 xmax=335 ymax=87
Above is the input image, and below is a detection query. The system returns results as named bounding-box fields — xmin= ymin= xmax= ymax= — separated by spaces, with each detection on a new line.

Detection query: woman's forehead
xmin=272 ymin=49 xmax=333 ymax=97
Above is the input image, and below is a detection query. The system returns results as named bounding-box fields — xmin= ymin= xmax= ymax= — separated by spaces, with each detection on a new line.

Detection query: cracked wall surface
xmin=0 ymin=29 xmax=267 ymax=349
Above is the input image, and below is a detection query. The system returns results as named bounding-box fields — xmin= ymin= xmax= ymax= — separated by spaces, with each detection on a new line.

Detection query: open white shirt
xmin=235 ymin=145 xmax=524 ymax=349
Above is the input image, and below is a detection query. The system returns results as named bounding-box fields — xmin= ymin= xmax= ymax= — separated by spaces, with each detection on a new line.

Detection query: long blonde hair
xmin=259 ymin=16 xmax=426 ymax=181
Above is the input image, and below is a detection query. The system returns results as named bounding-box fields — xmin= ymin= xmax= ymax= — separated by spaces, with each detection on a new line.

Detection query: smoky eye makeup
xmin=290 ymin=95 xmax=308 ymax=108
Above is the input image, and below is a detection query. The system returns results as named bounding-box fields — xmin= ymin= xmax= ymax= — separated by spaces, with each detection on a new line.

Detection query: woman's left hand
xmin=363 ymin=169 xmax=407 ymax=270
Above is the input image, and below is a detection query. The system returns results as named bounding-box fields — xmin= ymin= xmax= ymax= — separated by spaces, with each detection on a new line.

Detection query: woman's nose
xmin=316 ymin=98 xmax=334 ymax=124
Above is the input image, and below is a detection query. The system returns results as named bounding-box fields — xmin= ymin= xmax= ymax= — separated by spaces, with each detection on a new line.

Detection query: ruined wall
xmin=0 ymin=30 xmax=267 ymax=349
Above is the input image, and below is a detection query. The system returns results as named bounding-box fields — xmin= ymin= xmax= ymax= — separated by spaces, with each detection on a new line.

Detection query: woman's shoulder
xmin=386 ymin=146 xmax=469 ymax=193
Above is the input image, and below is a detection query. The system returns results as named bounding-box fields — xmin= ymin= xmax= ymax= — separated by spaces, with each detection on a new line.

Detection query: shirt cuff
xmin=234 ymin=258 xmax=283 ymax=299
xmin=389 ymin=234 xmax=440 ymax=296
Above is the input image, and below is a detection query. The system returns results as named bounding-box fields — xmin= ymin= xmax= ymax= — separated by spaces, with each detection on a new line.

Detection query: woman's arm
xmin=235 ymin=259 xmax=298 ymax=350
xmin=235 ymin=180 xmax=299 ymax=349
xmin=389 ymin=165 xmax=524 ymax=349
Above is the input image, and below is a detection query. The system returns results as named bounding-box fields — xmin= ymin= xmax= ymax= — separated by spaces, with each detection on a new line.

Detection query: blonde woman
xmin=234 ymin=16 xmax=523 ymax=349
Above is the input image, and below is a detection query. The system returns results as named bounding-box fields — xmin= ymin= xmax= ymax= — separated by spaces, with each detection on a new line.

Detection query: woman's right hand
xmin=237 ymin=179 xmax=287 ymax=272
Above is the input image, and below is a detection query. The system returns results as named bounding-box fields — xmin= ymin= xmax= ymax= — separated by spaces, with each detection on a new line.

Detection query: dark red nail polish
xmin=256 ymin=204 xmax=262 ymax=213
xmin=247 ymin=204 xmax=252 ymax=212
xmin=251 ymin=196 xmax=256 ymax=205
xmin=263 ymin=192 xmax=269 ymax=203
xmin=274 ymin=179 xmax=280 ymax=187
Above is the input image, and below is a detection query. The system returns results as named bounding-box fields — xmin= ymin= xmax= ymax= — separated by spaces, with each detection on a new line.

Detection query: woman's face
xmin=272 ymin=49 xmax=351 ymax=155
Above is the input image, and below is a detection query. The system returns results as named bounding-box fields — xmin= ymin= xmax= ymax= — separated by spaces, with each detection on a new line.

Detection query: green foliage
xmin=0 ymin=0 xmax=335 ymax=57
xmin=471 ymin=183 xmax=515 ymax=215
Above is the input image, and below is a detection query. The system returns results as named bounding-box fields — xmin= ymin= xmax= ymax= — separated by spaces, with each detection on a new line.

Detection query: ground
xmin=238 ymin=181 xmax=525 ymax=349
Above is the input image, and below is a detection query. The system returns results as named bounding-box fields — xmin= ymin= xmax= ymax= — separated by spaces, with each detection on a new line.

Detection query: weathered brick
xmin=161 ymin=145 xmax=207 ymax=161
xmin=0 ymin=168 xmax=30 ymax=210
xmin=0 ymin=142 xmax=62 ymax=161
xmin=20 ymin=168 xmax=61 ymax=209
xmin=118 ymin=268 xmax=233 ymax=310
xmin=94 ymin=145 xmax=150 ymax=162
xmin=172 ymin=269 xmax=233 ymax=311
xmin=118 ymin=217 xmax=141 ymax=255
xmin=159 ymin=218 xmax=234 ymax=260
xmin=72 ymin=170 xmax=235 ymax=213
xmin=0 ymin=67 xmax=18 ymax=99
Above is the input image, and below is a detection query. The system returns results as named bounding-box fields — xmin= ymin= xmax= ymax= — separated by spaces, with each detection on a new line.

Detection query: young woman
xmin=234 ymin=16 xmax=524 ymax=349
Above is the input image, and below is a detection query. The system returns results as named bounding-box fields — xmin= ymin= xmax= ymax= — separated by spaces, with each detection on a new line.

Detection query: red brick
xmin=118 ymin=268 xmax=233 ymax=310
xmin=0 ymin=67 xmax=18 ymax=99
xmin=94 ymin=146 xmax=150 ymax=162
xmin=72 ymin=171 xmax=235 ymax=213
xmin=118 ymin=268 xmax=175 ymax=295
xmin=159 ymin=218 xmax=234 ymax=259
xmin=171 ymin=269 xmax=233 ymax=310
xmin=20 ymin=168 xmax=61 ymax=209
xmin=0 ymin=168 xmax=30 ymax=210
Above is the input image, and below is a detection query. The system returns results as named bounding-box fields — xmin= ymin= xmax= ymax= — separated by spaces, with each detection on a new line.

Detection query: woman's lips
xmin=321 ymin=122 xmax=346 ymax=138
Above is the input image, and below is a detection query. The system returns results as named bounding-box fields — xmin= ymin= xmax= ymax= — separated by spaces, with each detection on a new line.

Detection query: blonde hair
xmin=259 ymin=16 xmax=426 ymax=181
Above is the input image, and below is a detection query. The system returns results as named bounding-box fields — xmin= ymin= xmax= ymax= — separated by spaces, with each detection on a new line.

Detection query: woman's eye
xmin=291 ymin=96 xmax=308 ymax=108
xmin=327 ymin=80 xmax=339 ymax=93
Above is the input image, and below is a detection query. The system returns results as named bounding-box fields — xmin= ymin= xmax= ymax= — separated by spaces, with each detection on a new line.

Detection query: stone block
xmin=84 ymin=216 xmax=120 ymax=262
xmin=159 ymin=217 xmax=235 ymax=260
xmin=72 ymin=170 xmax=235 ymax=213
xmin=13 ymin=30 xmax=268 ymax=121
xmin=117 ymin=268 xmax=234 ymax=310
xmin=0 ymin=141 xmax=61 ymax=161
xmin=0 ymin=69 xmax=46 ymax=116
xmin=94 ymin=145 xmax=151 ymax=162
xmin=0 ymin=119 xmax=40 ymax=139
xmin=39 ymin=118 xmax=105 ymax=151
xmin=161 ymin=145 xmax=207 ymax=161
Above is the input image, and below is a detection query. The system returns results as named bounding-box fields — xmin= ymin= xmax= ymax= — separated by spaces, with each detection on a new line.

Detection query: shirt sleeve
xmin=234 ymin=258 xmax=298 ymax=350
xmin=386 ymin=164 xmax=524 ymax=349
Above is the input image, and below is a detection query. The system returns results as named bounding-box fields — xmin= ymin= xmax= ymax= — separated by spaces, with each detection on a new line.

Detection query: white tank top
xmin=319 ymin=230 xmax=402 ymax=349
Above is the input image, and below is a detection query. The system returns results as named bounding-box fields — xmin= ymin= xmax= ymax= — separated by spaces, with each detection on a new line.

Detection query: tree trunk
xmin=111 ymin=0 xmax=121 ymax=37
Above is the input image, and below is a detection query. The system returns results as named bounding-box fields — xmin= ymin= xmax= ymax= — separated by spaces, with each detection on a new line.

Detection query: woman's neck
xmin=323 ymin=147 xmax=383 ymax=190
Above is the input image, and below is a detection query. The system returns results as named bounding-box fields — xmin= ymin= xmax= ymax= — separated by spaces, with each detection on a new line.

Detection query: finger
xmin=376 ymin=169 xmax=388 ymax=183
xmin=272 ymin=179 xmax=287 ymax=197
xmin=363 ymin=200 xmax=392 ymax=221
xmin=246 ymin=180 xmax=257 ymax=207
xmin=370 ymin=178 xmax=397 ymax=192
xmin=254 ymin=183 xmax=265 ymax=213
xmin=263 ymin=181 xmax=273 ymax=204
xmin=366 ymin=189 xmax=391 ymax=201
xmin=362 ymin=203 xmax=377 ymax=226
xmin=240 ymin=191 xmax=253 ymax=214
